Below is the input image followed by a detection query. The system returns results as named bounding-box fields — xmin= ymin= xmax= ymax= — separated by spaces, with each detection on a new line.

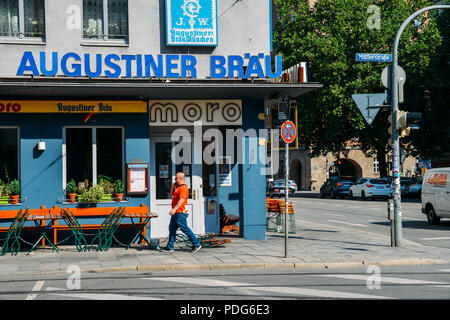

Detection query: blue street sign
xmin=356 ymin=53 xmax=392 ymax=62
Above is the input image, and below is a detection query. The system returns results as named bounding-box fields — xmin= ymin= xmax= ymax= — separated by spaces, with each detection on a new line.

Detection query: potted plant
xmin=98 ymin=175 xmax=114 ymax=201
xmin=114 ymin=179 xmax=124 ymax=202
xmin=66 ymin=179 xmax=78 ymax=203
xmin=0 ymin=180 xmax=11 ymax=204
xmin=80 ymin=184 xmax=105 ymax=203
xmin=9 ymin=179 xmax=20 ymax=204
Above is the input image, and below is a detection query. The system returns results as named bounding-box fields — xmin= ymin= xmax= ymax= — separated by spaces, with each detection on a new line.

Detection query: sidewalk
xmin=2 ymin=218 xmax=450 ymax=277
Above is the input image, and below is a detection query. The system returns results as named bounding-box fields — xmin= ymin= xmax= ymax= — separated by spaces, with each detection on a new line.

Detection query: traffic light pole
xmin=391 ymin=4 xmax=450 ymax=247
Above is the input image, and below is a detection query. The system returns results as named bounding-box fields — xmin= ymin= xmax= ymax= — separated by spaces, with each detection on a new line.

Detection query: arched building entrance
xmin=289 ymin=159 xmax=302 ymax=189
xmin=339 ymin=158 xmax=362 ymax=181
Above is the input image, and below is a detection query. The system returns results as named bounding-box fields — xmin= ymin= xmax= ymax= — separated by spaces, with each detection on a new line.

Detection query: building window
xmin=373 ymin=158 xmax=379 ymax=173
xmin=0 ymin=0 xmax=45 ymax=38
xmin=64 ymin=127 xmax=124 ymax=192
xmin=83 ymin=0 xmax=128 ymax=41
xmin=0 ymin=128 xmax=19 ymax=198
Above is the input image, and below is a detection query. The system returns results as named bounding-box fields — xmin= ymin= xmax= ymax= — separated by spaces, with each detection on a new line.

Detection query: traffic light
xmin=388 ymin=111 xmax=422 ymax=145
xmin=396 ymin=110 xmax=422 ymax=137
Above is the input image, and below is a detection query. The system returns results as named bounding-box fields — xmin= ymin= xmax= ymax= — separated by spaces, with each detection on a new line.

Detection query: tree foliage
xmin=274 ymin=0 xmax=449 ymax=176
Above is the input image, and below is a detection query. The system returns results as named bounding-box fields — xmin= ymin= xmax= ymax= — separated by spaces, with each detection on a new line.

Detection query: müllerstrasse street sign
xmin=356 ymin=53 xmax=392 ymax=62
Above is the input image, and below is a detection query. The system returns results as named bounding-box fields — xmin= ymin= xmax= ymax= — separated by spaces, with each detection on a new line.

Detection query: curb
xmin=2 ymin=258 xmax=450 ymax=277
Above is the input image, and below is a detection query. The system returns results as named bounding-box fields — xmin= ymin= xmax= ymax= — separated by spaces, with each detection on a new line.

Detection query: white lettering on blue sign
xmin=356 ymin=53 xmax=392 ymax=62
xmin=166 ymin=0 xmax=218 ymax=46
xmin=16 ymin=52 xmax=282 ymax=79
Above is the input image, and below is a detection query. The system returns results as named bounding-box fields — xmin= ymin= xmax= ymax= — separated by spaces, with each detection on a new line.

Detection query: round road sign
xmin=281 ymin=120 xmax=296 ymax=144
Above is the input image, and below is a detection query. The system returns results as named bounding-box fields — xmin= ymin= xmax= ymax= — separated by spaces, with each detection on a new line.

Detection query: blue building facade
xmin=0 ymin=0 xmax=319 ymax=245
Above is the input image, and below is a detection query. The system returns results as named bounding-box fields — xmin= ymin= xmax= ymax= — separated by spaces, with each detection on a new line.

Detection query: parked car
xmin=268 ymin=179 xmax=297 ymax=197
xmin=349 ymin=178 xmax=391 ymax=200
xmin=421 ymin=167 xmax=450 ymax=225
xmin=405 ymin=181 xmax=422 ymax=198
xmin=388 ymin=177 xmax=418 ymax=197
xmin=320 ymin=176 xmax=355 ymax=199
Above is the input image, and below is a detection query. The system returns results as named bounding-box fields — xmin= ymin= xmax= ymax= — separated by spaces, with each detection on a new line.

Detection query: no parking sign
xmin=281 ymin=120 xmax=296 ymax=144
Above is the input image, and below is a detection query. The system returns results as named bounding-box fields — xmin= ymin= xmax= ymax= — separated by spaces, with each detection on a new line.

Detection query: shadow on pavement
xmin=371 ymin=220 xmax=450 ymax=230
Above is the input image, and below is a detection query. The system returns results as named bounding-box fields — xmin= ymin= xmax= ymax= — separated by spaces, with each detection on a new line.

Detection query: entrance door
xmin=150 ymin=136 xmax=204 ymax=238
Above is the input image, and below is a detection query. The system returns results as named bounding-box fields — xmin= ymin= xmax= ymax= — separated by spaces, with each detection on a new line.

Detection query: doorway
xmin=150 ymin=130 xmax=219 ymax=238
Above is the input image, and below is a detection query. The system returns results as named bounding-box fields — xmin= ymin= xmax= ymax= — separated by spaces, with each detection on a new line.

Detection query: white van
xmin=422 ymin=167 xmax=450 ymax=224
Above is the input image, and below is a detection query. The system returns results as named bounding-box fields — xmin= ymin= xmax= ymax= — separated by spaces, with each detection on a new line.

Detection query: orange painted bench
xmin=0 ymin=204 xmax=155 ymax=247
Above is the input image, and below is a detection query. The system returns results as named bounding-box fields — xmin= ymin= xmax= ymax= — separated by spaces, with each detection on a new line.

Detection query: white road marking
xmin=248 ymin=286 xmax=392 ymax=299
xmin=437 ymin=269 xmax=450 ymax=273
xmin=145 ymin=277 xmax=392 ymax=299
xmin=324 ymin=213 xmax=345 ymax=218
xmin=403 ymin=217 xmax=423 ymax=221
xmin=25 ymin=280 xmax=45 ymax=300
xmin=421 ymin=237 xmax=450 ymax=241
xmin=316 ymin=274 xmax=446 ymax=285
xmin=45 ymin=287 xmax=162 ymax=300
xmin=328 ymin=220 xmax=369 ymax=228
xmin=146 ymin=277 xmax=252 ymax=287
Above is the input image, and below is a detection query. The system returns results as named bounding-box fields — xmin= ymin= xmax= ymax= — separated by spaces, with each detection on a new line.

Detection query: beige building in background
xmin=276 ymin=147 xmax=417 ymax=191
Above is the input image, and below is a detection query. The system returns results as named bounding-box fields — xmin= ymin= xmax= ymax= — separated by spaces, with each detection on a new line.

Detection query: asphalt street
xmin=1 ymin=263 xmax=450 ymax=300
xmin=290 ymin=192 xmax=450 ymax=249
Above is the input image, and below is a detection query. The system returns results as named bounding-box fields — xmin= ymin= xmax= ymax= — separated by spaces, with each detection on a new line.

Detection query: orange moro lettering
xmin=0 ymin=102 xmax=21 ymax=113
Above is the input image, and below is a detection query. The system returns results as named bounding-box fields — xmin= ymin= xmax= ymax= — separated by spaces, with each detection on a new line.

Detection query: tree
xmin=274 ymin=0 xmax=448 ymax=177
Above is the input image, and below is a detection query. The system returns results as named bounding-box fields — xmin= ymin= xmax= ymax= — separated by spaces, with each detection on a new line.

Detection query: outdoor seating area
xmin=266 ymin=198 xmax=296 ymax=233
xmin=0 ymin=205 xmax=156 ymax=256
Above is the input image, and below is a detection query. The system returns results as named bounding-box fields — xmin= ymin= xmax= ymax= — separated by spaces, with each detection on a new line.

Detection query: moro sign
xmin=149 ymin=100 xmax=242 ymax=126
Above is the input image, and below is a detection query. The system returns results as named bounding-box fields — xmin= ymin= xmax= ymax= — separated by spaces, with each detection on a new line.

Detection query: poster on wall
xmin=159 ymin=165 xmax=169 ymax=178
xmin=165 ymin=0 xmax=218 ymax=46
xmin=218 ymin=156 xmax=232 ymax=187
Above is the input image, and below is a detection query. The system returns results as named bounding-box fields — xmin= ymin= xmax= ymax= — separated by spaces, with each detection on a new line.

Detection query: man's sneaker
xmin=191 ymin=245 xmax=202 ymax=253
xmin=160 ymin=247 xmax=174 ymax=252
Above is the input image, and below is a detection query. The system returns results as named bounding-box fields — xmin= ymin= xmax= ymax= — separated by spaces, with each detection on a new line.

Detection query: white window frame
xmin=373 ymin=158 xmax=379 ymax=173
xmin=62 ymin=126 xmax=125 ymax=192
xmin=0 ymin=0 xmax=46 ymax=44
xmin=81 ymin=0 xmax=129 ymax=46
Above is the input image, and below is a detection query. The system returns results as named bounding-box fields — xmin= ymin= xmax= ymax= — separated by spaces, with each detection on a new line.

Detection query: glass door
xmin=150 ymin=136 xmax=204 ymax=238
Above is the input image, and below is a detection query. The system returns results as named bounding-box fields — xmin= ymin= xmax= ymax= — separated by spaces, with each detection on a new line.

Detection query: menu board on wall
xmin=127 ymin=163 xmax=149 ymax=195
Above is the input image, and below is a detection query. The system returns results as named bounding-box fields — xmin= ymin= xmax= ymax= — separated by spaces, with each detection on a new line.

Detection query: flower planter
xmin=0 ymin=196 xmax=9 ymax=204
xmin=67 ymin=193 xmax=77 ymax=203
xmin=114 ymin=193 xmax=123 ymax=202
xmin=9 ymin=195 xmax=20 ymax=204
xmin=102 ymin=194 xmax=112 ymax=202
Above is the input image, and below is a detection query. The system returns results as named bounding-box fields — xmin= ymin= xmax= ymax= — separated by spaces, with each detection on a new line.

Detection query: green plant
xmin=81 ymin=184 xmax=104 ymax=202
xmin=9 ymin=179 xmax=20 ymax=195
xmin=1 ymin=182 xmax=11 ymax=196
xmin=98 ymin=175 xmax=114 ymax=194
xmin=66 ymin=179 xmax=78 ymax=194
xmin=114 ymin=179 xmax=124 ymax=194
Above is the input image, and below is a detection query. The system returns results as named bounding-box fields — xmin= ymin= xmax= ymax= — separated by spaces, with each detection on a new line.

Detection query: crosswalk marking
xmin=145 ymin=277 xmax=391 ymax=299
xmin=45 ymin=287 xmax=162 ymax=300
xmin=25 ymin=280 xmax=45 ymax=300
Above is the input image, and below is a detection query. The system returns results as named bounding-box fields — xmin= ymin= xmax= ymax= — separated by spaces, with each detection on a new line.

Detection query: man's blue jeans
xmin=167 ymin=213 xmax=200 ymax=249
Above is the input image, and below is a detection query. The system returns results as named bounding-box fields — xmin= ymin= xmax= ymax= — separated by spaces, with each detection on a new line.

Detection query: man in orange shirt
xmin=161 ymin=172 xmax=201 ymax=252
